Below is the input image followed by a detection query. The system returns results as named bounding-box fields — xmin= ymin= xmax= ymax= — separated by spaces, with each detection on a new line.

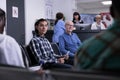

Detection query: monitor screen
xmin=74 ymin=24 xmax=91 ymax=30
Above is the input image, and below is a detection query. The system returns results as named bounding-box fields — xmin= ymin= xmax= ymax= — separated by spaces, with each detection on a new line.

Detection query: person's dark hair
xmin=72 ymin=12 xmax=81 ymax=22
xmin=110 ymin=5 xmax=114 ymax=18
xmin=0 ymin=8 xmax=6 ymax=33
xmin=34 ymin=18 xmax=48 ymax=34
xmin=0 ymin=8 xmax=5 ymax=18
xmin=72 ymin=12 xmax=83 ymax=24
xmin=55 ymin=12 xmax=64 ymax=25
xmin=110 ymin=0 xmax=120 ymax=18
xmin=94 ymin=17 xmax=96 ymax=22
xmin=112 ymin=0 xmax=120 ymax=14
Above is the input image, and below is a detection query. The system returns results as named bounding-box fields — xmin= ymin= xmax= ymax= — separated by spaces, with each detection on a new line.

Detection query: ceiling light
xmin=101 ymin=1 xmax=112 ymax=5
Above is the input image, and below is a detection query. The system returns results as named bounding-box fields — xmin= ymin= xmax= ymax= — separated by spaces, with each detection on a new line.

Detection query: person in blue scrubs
xmin=52 ymin=12 xmax=65 ymax=44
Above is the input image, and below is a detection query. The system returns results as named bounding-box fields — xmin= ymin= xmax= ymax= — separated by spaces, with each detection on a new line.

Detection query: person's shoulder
xmin=0 ymin=34 xmax=19 ymax=46
xmin=58 ymin=20 xmax=65 ymax=24
xmin=0 ymin=34 xmax=6 ymax=42
xmin=0 ymin=34 xmax=16 ymax=42
xmin=91 ymin=22 xmax=96 ymax=29
xmin=59 ymin=33 xmax=64 ymax=38
xmin=31 ymin=36 xmax=39 ymax=40
xmin=59 ymin=33 xmax=66 ymax=38
xmin=59 ymin=19 xmax=64 ymax=22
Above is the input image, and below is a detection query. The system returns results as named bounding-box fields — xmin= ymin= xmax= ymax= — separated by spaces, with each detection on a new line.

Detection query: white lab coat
xmin=91 ymin=22 xmax=106 ymax=30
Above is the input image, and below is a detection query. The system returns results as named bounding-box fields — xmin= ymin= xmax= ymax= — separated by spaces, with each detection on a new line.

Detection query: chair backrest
xmin=26 ymin=45 xmax=40 ymax=66
xmin=20 ymin=45 xmax=39 ymax=67
xmin=44 ymin=69 xmax=120 ymax=80
xmin=19 ymin=45 xmax=29 ymax=68
xmin=51 ymin=43 xmax=62 ymax=56
xmin=0 ymin=66 xmax=42 ymax=80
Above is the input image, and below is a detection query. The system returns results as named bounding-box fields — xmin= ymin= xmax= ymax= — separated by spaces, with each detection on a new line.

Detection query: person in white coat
xmin=91 ymin=15 xmax=106 ymax=30
xmin=0 ymin=8 xmax=24 ymax=67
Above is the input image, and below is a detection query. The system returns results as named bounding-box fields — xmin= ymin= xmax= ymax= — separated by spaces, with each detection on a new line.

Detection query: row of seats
xmin=1 ymin=43 xmax=120 ymax=80
xmin=19 ymin=44 xmax=120 ymax=80
xmin=44 ymin=69 xmax=120 ymax=80
xmin=0 ymin=66 xmax=42 ymax=80
xmin=19 ymin=43 xmax=60 ymax=68
xmin=1 ymin=64 xmax=120 ymax=80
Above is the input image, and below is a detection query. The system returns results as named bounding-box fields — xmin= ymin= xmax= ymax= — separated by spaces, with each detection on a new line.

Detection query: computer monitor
xmin=74 ymin=24 xmax=91 ymax=30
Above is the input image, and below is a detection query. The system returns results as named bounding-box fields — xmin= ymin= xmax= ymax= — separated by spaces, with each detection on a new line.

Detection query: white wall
xmin=25 ymin=0 xmax=45 ymax=44
xmin=53 ymin=0 xmax=76 ymax=21
xmin=0 ymin=0 xmax=6 ymax=11
xmin=79 ymin=8 xmax=109 ymax=14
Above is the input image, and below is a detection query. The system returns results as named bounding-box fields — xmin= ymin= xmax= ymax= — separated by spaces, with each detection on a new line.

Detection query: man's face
xmin=96 ymin=16 xmax=101 ymax=23
xmin=65 ymin=21 xmax=74 ymax=33
xmin=0 ymin=17 xmax=5 ymax=33
xmin=36 ymin=21 xmax=48 ymax=35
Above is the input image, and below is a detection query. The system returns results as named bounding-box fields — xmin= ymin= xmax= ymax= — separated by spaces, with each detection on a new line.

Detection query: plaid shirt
xmin=75 ymin=20 xmax=120 ymax=70
xmin=29 ymin=36 xmax=58 ymax=64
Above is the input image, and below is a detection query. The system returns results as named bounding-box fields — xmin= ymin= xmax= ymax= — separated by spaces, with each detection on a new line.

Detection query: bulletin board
xmin=80 ymin=14 xmax=97 ymax=24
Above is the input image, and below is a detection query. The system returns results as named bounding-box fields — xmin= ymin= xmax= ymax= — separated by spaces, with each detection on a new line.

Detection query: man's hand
xmin=57 ymin=58 xmax=65 ymax=63
xmin=64 ymin=54 xmax=69 ymax=60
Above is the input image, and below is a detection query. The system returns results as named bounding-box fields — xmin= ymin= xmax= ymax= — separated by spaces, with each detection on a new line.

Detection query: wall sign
xmin=12 ymin=6 xmax=18 ymax=18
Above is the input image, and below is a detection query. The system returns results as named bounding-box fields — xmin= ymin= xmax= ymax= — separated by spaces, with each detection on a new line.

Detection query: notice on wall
xmin=12 ymin=6 xmax=18 ymax=18
xmin=81 ymin=14 xmax=97 ymax=24
xmin=45 ymin=0 xmax=53 ymax=19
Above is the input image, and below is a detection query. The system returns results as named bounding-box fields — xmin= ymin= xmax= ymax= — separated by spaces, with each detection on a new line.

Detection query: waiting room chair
xmin=20 ymin=45 xmax=40 ymax=67
xmin=51 ymin=43 xmax=62 ymax=56
xmin=20 ymin=45 xmax=29 ymax=68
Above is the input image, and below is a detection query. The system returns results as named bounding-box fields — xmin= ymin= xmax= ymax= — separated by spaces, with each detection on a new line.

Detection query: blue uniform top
xmin=52 ymin=20 xmax=65 ymax=43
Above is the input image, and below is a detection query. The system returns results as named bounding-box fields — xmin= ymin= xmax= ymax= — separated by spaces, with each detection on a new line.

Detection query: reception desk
xmin=45 ymin=30 xmax=104 ymax=42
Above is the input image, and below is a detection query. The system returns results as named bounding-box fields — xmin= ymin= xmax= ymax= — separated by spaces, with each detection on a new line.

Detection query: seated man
xmin=59 ymin=21 xmax=82 ymax=65
xmin=29 ymin=18 xmax=72 ymax=69
xmin=75 ymin=0 xmax=120 ymax=70
xmin=0 ymin=8 xmax=24 ymax=67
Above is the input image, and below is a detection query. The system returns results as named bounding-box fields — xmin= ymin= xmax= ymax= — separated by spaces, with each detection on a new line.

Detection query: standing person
xmin=100 ymin=13 xmax=108 ymax=28
xmin=72 ymin=12 xmax=84 ymax=24
xmin=52 ymin=12 xmax=65 ymax=44
xmin=29 ymin=18 xmax=72 ymax=69
xmin=75 ymin=0 xmax=120 ymax=70
xmin=59 ymin=21 xmax=82 ymax=65
xmin=91 ymin=15 xmax=106 ymax=30
xmin=100 ymin=13 xmax=113 ymax=28
xmin=0 ymin=8 xmax=24 ymax=67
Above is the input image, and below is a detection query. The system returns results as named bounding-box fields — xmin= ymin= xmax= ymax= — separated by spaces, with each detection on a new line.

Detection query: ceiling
xmin=76 ymin=0 xmax=111 ymax=12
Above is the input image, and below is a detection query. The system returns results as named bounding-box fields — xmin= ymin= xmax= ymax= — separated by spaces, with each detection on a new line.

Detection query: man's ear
xmin=110 ymin=5 xmax=115 ymax=18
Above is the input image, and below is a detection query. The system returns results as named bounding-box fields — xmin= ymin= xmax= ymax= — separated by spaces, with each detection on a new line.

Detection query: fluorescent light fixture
xmin=101 ymin=1 xmax=112 ymax=5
